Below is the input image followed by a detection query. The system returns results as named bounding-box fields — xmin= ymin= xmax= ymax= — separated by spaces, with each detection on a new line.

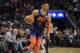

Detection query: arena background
xmin=0 ymin=0 xmax=80 ymax=53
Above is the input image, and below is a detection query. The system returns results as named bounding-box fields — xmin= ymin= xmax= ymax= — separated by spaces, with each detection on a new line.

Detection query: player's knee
xmin=31 ymin=40 xmax=36 ymax=45
xmin=34 ymin=45 xmax=40 ymax=51
xmin=36 ymin=43 xmax=41 ymax=48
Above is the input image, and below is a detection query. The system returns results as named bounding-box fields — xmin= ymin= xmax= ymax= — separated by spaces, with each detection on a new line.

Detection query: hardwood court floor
xmin=30 ymin=48 xmax=80 ymax=53
xmin=48 ymin=48 xmax=80 ymax=53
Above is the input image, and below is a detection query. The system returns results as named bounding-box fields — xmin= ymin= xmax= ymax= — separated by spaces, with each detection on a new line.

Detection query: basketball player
xmin=23 ymin=3 xmax=51 ymax=53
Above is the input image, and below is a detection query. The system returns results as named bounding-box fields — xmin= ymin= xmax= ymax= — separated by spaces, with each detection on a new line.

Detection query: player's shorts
xmin=31 ymin=28 xmax=43 ymax=38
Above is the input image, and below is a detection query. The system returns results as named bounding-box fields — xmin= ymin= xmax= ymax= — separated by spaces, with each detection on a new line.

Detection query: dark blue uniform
xmin=31 ymin=9 xmax=48 ymax=37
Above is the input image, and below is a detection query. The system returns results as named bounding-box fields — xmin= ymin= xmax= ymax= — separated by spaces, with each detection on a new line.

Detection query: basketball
xmin=24 ymin=15 xmax=34 ymax=25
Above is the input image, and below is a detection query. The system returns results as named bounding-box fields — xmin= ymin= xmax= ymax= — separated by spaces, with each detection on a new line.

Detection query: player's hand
xmin=24 ymin=15 xmax=34 ymax=25
xmin=46 ymin=33 xmax=50 ymax=40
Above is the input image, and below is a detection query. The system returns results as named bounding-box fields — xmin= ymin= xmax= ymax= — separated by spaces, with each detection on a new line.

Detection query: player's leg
xmin=34 ymin=37 xmax=42 ymax=53
xmin=45 ymin=38 xmax=49 ymax=53
xmin=24 ymin=35 xmax=36 ymax=53
xmin=41 ymin=38 xmax=46 ymax=53
xmin=28 ymin=36 xmax=36 ymax=51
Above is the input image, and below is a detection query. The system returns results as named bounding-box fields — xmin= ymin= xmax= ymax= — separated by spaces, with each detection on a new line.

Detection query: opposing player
xmin=24 ymin=3 xmax=51 ymax=53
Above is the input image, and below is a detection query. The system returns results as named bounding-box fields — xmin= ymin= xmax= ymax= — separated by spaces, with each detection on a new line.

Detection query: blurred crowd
xmin=0 ymin=26 xmax=31 ymax=53
xmin=0 ymin=0 xmax=34 ymax=29
xmin=0 ymin=0 xmax=80 ymax=29
xmin=59 ymin=0 xmax=80 ymax=28
xmin=50 ymin=27 xmax=80 ymax=47
xmin=0 ymin=0 xmax=80 ymax=53
xmin=0 ymin=0 xmax=34 ymax=17
xmin=0 ymin=25 xmax=80 ymax=53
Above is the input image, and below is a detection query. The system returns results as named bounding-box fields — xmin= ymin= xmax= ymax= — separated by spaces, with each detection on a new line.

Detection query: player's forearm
xmin=46 ymin=16 xmax=51 ymax=33
xmin=31 ymin=13 xmax=34 ymax=18
xmin=46 ymin=22 xmax=50 ymax=33
xmin=31 ymin=10 xmax=37 ymax=18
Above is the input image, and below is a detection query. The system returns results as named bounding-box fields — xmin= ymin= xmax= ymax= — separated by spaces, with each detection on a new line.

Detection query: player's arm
xmin=46 ymin=15 xmax=51 ymax=33
xmin=46 ymin=15 xmax=51 ymax=39
xmin=31 ymin=10 xmax=38 ymax=17
xmin=24 ymin=10 xmax=38 ymax=24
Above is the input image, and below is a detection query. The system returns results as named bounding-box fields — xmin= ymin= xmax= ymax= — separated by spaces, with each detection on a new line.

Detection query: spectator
xmin=5 ymin=27 xmax=16 ymax=53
